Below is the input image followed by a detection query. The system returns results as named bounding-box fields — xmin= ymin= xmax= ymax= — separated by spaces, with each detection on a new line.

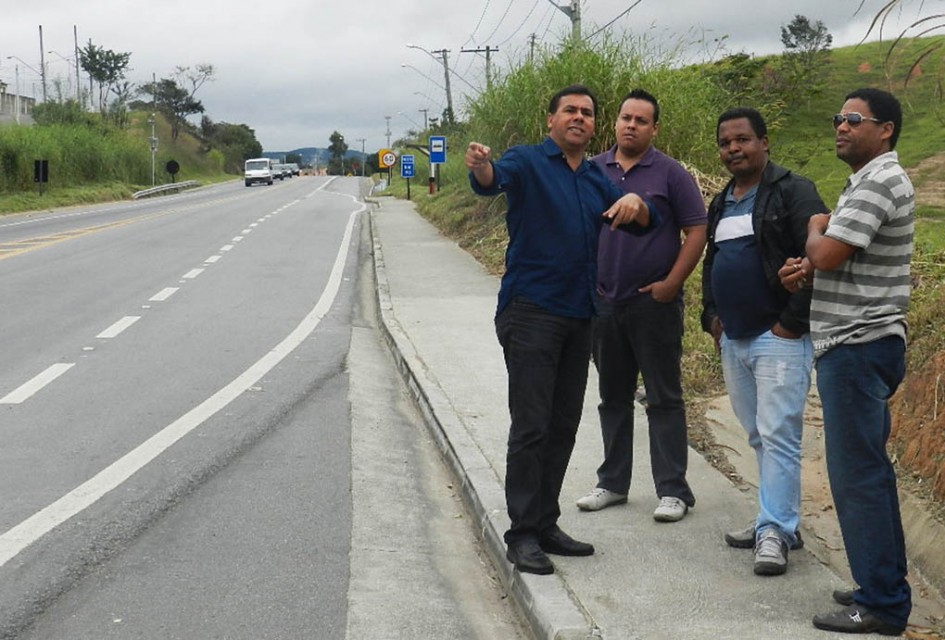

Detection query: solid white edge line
xmin=96 ymin=316 xmax=141 ymax=339
xmin=0 ymin=200 xmax=364 ymax=568
xmin=0 ymin=363 xmax=76 ymax=404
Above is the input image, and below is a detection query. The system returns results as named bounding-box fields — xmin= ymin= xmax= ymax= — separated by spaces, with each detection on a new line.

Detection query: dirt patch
xmin=891 ymin=352 xmax=945 ymax=511
xmin=909 ymin=153 xmax=945 ymax=208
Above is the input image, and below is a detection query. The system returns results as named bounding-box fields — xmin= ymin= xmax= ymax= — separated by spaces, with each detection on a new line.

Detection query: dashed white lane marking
xmin=96 ymin=316 xmax=141 ymax=339
xmin=0 ymin=363 xmax=76 ymax=404
xmin=150 ymin=287 xmax=179 ymax=302
xmin=240 ymin=229 xmax=252 ymax=235
xmin=232 ymin=237 xmax=243 ymax=243
xmin=220 ymin=245 xmax=234 ymax=252
xmin=182 ymin=268 xmax=204 ymax=280
xmin=205 ymin=255 xmax=221 ymax=264
xmin=0 ymin=200 xmax=364 ymax=568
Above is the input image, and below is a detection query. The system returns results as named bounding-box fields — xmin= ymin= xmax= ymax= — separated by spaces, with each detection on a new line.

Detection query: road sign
xmin=429 ymin=136 xmax=446 ymax=164
xmin=378 ymin=148 xmax=397 ymax=169
xmin=401 ymin=154 xmax=415 ymax=179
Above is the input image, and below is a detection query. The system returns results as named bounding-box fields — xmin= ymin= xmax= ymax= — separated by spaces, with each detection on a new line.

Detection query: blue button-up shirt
xmin=470 ymin=137 xmax=658 ymax=319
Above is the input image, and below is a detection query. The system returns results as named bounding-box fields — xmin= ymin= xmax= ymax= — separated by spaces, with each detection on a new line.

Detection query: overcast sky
xmin=0 ymin=0 xmax=921 ymax=153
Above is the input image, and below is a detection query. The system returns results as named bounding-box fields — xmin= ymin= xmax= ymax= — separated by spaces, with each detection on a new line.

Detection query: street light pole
xmin=356 ymin=138 xmax=366 ymax=176
xmin=147 ymin=114 xmax=157 ymax=186
xmin=385 ymin=115 xmax=391 ymax=148
xmin=38 ymin=25 xmax=48 ymax=103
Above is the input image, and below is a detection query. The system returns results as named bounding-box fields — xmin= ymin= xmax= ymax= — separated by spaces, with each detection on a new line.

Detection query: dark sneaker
xmin=833 ymin=589 xmax=855 ymax=606
xmin=812 ymin=605 xmax=904 ymax=636
xmin=724 ymin=523 xmax=804 ymax=550
xmin=753 ymin=529 xmax=788 ymax=576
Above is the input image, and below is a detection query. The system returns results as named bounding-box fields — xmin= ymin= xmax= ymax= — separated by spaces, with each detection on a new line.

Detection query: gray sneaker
xmin=576 ymin=488 xmax=628 ymax=511
xmin=653 ymin=496 xmax=688 ymax=522
xmin=753 ymin=529 xmax=788 ymax=576
xmin=725 ymin=523 xmax=804 ymax=550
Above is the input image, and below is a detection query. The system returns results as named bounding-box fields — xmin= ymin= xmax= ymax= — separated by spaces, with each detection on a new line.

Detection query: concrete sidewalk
xmin=367 ymin=195 xmax=935 ymax=639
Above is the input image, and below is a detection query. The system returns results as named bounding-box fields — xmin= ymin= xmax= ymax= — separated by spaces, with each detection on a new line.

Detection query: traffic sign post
xmin=378 ymin=148 xmax=398 ymax=185
xmin=428 ymin=136 xmax=446 ymax=194
xmin=401 ymin=154 xmax=415 ymax=200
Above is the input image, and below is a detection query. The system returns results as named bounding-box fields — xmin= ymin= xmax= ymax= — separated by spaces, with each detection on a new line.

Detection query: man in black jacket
xmin=701 ymin=107 xmax=826 ymax=576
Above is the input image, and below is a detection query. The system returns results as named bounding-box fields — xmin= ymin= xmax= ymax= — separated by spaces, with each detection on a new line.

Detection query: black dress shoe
xmin=539 ymin=527 xmax=595 ymax=556
xmin=506 ymin=540 xmax=554 ymax=575
xmin=812 ymin=605 xmax=904 ymax=636
xmin=833 ymin=589 xmax=855 ymax=606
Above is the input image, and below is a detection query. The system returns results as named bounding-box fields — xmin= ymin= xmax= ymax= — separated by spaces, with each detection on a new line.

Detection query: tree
xmin=174 ymin=64 xmax=215 ymax=102
xmin=140 ymin=78 xmax=205 ymax=141
xmin=200 ymin=116 xmax=263 ymax=172
xmin=78 ymin=40 xmax=131 ymax=116
xmin=776 ymin=14 xmax=833 ymax=106
xmin=327 ymin=131 xmax=348 ymax=175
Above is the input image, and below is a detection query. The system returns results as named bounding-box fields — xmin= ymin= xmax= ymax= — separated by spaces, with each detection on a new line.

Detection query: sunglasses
xmin=832 ymin=112 xmax=883 ymax=128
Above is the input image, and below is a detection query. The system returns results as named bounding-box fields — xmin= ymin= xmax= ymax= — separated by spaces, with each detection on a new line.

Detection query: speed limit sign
xmin=378 ymin=148 xmax=397 ymax=169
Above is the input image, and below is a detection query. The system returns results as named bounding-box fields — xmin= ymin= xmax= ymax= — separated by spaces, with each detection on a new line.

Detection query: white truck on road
xmin=244 ymin=158 xmax=274 ymax=186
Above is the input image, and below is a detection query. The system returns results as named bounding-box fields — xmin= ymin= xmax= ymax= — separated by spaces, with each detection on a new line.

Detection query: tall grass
xmin=0 ymin=123 xmax=151 ymax=193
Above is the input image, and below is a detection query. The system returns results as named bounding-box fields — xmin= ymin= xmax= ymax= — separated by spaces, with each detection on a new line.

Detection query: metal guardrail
xmin=131 ymin=180 xmax=199 ymax=199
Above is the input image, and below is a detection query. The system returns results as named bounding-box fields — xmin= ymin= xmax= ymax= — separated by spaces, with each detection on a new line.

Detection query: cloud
xmin=1 ymin=0 xmax=906 ymax=153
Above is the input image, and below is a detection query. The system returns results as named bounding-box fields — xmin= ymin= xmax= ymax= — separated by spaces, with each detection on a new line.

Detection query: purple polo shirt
xmin=591 ymin=145 xmax=707 ymax=303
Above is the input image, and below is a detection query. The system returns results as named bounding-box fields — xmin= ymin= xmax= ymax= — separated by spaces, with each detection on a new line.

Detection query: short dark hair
xmin=845 ymin=87 xmax=903 ymax=149
xmin=618 ymin=89 xmax=660 ymax=123
xmin=717 ymin=107 xmax=767 ymax=141
xmin=549 ymin=84 xmax=597 ymax=117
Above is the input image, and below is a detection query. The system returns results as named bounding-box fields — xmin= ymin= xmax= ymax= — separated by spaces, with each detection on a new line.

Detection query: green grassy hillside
xmin=0 ymin=111 xmax=231 ymax=214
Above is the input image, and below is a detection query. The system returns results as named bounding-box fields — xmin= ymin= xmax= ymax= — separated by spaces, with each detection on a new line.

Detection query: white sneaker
xmin=653 ymin=496 xmax=688 ymax=522
xmin=576 ymin=488 xmax=628 ymax=511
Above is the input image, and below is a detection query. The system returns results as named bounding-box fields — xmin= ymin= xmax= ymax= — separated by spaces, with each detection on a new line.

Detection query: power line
xmin=586 ymin=0 xmax=644 ymax=41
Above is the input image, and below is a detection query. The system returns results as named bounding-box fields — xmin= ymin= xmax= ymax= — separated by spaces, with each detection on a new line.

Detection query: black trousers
xmin=495 ymin=298 xmax=591 ymax=545
xmin=592 ymin=295 xmax=694 ymax=505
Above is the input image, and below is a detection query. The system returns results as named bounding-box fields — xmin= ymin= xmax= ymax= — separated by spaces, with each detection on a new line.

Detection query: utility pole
xmin=548 ymin=0 xmax=581 ymax=42
xmin=384 ymin=115 xmax=391 ymax=148
xmin=356 ymin=137 xmax=366 ymax=176
xmin=418 ymin=108 xmax=428 ymax=130
xmin=460 ymin=45 xmax=498 ymax=91
xmin=38 ymin=25 xmax=48 ymax=102
xmin=431 ymin=49 xmax=453 ymax=124
xmin=74 ymin=25 xmax=80 ymax=104
xmin=529 ymin=34 xmax=538 ymax=64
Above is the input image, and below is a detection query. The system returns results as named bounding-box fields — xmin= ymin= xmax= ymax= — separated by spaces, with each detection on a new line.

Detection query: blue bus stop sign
xmin=429 ymin=136 xmax=447 ymax=164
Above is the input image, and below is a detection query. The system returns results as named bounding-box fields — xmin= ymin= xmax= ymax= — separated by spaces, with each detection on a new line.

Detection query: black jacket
xmin=701 ymin=161 xmax=827 ymax=336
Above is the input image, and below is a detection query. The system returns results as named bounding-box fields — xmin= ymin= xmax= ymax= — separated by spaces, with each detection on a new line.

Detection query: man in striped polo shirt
xmin=781 ymin=87 xmax=914 ymax=636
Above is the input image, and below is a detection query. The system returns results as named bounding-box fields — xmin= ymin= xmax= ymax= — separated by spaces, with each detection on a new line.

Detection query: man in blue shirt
xmin=465 ymin=84 xmax=659 ymax=575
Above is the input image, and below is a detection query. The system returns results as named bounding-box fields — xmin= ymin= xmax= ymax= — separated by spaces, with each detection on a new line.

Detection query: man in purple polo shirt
xmin=576 ymin=89 xmax=707 ymax=523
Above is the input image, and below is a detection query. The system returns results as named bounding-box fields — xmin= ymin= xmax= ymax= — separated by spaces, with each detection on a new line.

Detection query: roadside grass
xmin=0 ymin=110 xmax=230 ymax=215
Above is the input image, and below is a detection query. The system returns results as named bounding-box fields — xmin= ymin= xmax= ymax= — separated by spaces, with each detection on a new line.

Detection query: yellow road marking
xmin=0 ymin=193 xmax=252 ymax=261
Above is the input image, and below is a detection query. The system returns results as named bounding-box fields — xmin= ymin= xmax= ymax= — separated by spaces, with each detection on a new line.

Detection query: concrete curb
xmin=368 ymin=208 xmax=599 ymax=640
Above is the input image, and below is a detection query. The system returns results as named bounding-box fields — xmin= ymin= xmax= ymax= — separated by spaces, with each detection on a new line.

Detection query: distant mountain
xmin=263 ymin=147 xmax=366 ymax=167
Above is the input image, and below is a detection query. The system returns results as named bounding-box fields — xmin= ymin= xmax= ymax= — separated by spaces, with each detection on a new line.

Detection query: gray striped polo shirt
xmin=810 ymin=151 xmax=914 ymax=356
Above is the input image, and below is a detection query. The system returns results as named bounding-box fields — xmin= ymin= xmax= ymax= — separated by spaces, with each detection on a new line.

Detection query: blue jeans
xmin=495 ymin=298 xmax=592 ymax=545
xmin=817 ymin=336 xmax=911 ymax=628
xmin=592 ymin=295 xmax=694 ymax=504
xmin=721 ymin=330 xmax=812 ymax=547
